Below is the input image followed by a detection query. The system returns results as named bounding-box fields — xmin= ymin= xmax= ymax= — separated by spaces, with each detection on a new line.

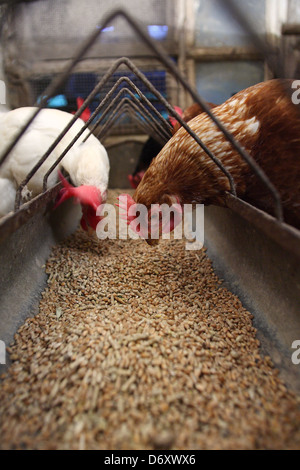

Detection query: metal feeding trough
xmin=0 ymin=5 xmax=299 ymax=394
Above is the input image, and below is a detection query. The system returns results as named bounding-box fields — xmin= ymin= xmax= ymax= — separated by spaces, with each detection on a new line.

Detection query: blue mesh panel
xmin=30 ymin=69 xmax=168 ymax=135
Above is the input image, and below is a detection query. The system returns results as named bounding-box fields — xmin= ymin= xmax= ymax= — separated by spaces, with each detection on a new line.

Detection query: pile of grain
xmin=0 ymin=190 xmax=300 ymax=450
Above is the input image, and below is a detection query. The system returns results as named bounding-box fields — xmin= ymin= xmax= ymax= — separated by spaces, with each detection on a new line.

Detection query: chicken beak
xmin=145 ymin=238 xmax=159 ymax=247
xmin=87 ymin=225 xmax=95 ymax=237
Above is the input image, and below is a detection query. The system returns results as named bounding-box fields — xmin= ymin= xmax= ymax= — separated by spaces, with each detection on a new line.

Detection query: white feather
xmin=0 ymin=177 xmax=16 ymax=217
xmin=0 ymin=107 xmax=110 ymax=214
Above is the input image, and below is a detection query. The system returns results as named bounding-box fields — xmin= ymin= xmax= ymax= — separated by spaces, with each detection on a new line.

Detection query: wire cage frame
xmin=28 ymin=63 xmax=177 ymax=137
xmin=0 ymin=1 xmax=300 ymax=252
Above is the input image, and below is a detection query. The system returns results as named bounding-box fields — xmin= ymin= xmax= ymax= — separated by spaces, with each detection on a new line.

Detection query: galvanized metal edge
xmin=225 ymin=193 xmax=300 ymax=260
xmin=0 ymin=183 xmax=62 ymax=245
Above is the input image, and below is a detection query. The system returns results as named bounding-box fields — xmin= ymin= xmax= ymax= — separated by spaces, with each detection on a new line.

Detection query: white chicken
xmin=0 ymin=107 xmax=110 ymax=231
xmin=0 ymin=177 xmax=17 ymax=216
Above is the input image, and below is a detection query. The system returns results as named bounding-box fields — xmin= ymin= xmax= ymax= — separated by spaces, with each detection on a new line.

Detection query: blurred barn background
xmin=1 ymin=0 xmax=299 ymax=186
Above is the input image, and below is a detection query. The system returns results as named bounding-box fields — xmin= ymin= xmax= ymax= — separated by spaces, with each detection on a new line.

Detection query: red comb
xmin=76 ymin=97 xmax=91 ymax=122
xmin=169 ymin=106 xmax=183 ymax=128
xmin=54 ymin=171 xmax=102 ymax=210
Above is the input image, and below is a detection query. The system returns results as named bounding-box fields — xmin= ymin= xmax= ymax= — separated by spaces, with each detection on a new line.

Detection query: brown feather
xmin=172 ymin=102 xmax=217 ymax=134
xmin=134 ymin=79 xmax=300 ymax=229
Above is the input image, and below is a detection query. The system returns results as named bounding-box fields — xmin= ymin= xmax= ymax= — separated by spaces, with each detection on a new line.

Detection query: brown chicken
xmin=119 ymin=79 xmax=300 ymax=242
xmin=128 ymin=103 xmax=216 ymax=190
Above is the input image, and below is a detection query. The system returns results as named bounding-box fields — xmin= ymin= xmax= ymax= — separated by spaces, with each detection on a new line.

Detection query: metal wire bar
xmin=92 ymin=88 xmax=168 ymax=144
xmin=5 ymin=8 xmax=284 ymax=221
xmin=15 ymin=57 xmax=174 ymax=207
xmin=97 ymin=103 xmax=153 ymax=139
xmin=39 ymin=92 xmax=167 ymax=196
xmin=13 ymin=46 xmax=235 ymax=209
xmin=100 ymin=103 xmax=153 ymax=138
xmin=0 ymin=17 xmax=122 ymax=169
xmin=40 ymin=93 xmax=165 ymax=199
xmin=95 ymin=89 xmax=168 ymax=144
xmin=83 ymin=76 xmax=172 ymax=142
xmin=125 ymin=106 xmax=156 ymax=136
xmin=97 ymin=97 xmax=160 ymax=141
xmin=106 ymin=9 xmax=283 ymax=221
xmin=15 ymin=53 xmax=236 ymax=207
xmin=14 ymin=58 xmax=130 ymax=208
xmin=112 ymin=60 xmax=237 ymax=195
xmin=126 ymin=107 xmax=158 ymax=137
xmin=118 ymin=106 xmax=161 ymax=140
xmin=99 ymin=110 xmax=156 ymax=143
